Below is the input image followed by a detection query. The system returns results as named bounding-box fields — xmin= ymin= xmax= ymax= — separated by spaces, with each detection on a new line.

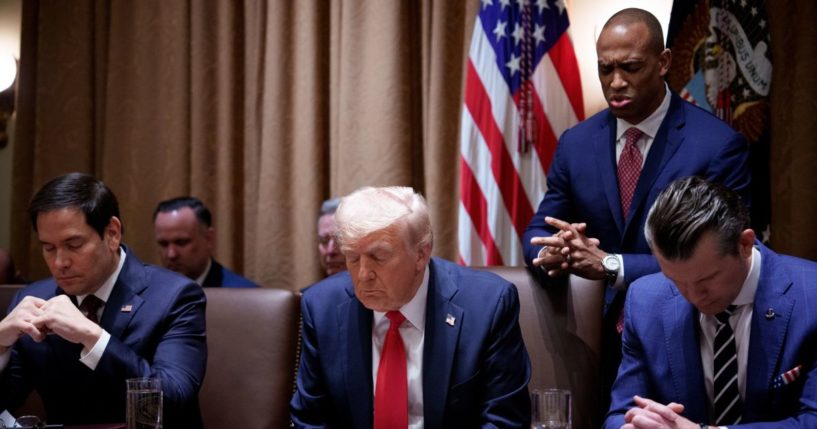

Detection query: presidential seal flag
xmin=667 ymin=0 xmax=772 ymax=237
xmin=458 ymin=0 xmax=583 ymax=266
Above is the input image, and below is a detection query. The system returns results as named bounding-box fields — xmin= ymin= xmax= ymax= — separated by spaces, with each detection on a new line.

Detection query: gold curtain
xmin=11 ymin=0 xmax=479 ymax=289
xmin=11 ymin=0 xmax=817 ymax=291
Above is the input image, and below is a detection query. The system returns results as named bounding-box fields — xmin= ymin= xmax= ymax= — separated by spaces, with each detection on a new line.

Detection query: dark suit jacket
xmin=202 ymin=259 xmax=259 ymax=288
xmin=605 ymin=244 xmax=817 ymax=428
xmin=290 ymin=257 xmax=531 ymax=428
xmin=0 ymin=247 xmax=207 ymax=428
xmin=522 ymin=93 xmax=750 ymax=308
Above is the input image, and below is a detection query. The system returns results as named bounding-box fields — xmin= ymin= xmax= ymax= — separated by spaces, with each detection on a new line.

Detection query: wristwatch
xmin=602 ymin=254 xmax=621 ymax=285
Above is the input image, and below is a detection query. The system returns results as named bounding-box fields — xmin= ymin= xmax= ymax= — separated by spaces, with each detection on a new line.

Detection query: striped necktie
xmin=713 ymin=305 xmax=742 ymax=425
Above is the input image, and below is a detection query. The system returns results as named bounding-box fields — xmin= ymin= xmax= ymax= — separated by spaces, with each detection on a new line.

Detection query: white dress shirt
xmin=194 ymin=258 xmax=213 ymax=286
xmin=609 ymin=83 xmax=672 ymax=290
xmin=372 ymin=267 xmax=429 ymax=429
xmin=699 ymin=247 xmax=761 ymax=419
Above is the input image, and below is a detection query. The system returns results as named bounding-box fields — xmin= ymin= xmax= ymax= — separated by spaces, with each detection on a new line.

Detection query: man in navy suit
xmin=522 ymin=8 xmax=750 ymax=406
xmin=153 ymin=196 xmax=258 ymax=288
xmin=0 ymin=173 xmax=206 ymax=427
xmin=606 ymin=177 xmax=817 ymax=428
xmin=290 ymin=186 xmax=531 ymax=428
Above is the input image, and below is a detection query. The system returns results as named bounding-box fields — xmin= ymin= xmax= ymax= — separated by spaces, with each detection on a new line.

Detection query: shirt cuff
xmin=0 ymin=347 xmax=10 ymax=372
xmin=610 ymin=254 xmax=626 ymax=290
xmin=80 ymin=330 xmax=111 ymax=370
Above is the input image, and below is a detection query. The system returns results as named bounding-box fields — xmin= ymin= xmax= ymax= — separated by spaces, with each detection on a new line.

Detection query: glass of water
xmin=531 ymin=388 xmax=571 ymax=429
xmin=126 ymin=377 xmax=163 ymax=429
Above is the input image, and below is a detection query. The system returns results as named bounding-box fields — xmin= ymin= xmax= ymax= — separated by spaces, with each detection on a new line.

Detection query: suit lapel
xmin=745 ymin=246 xmax=794 ymax=418
xmin=422 ymin=259 xmax=463 ymax=428
xmin=102 ymin=250 xmax=146 ymax=338
xmin=338 ymin=283 xmax=374 ymax=429
xmin=663 ymin=292 xmax=708 ymax=421
xmin=625 ymin=94 xmax=685 ymax=231
xmin=595 ymin=114 xmax=625 ymax=235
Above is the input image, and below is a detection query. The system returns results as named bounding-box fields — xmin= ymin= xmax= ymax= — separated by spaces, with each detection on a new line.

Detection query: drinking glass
xmin=531 ymin=388 xmax=571 ymax=429
xmin=126 ymin=377 xmax=163 ymax=429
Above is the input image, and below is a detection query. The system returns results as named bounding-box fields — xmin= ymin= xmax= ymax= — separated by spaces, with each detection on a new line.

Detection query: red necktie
xmin=79 ymin=295 xmax=104 ymax=325
xmin=374 ymin=311 xmax=407 ymax=429
xmin=617 ymin=127 xmax=644 ymax=218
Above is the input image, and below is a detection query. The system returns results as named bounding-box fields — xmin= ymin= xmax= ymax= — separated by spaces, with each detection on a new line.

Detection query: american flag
xmin=458 ymin=0 xmax=584 ymax=266
xmin=772 ymin=364 xmax=802 ymax=389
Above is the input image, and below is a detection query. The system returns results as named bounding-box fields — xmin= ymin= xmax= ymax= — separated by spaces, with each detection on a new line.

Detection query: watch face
xmin=604 ymin=255 xmax=620 ymax=272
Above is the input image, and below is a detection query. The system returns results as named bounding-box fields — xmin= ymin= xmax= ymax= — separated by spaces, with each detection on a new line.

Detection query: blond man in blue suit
xmin=606 ymin=177 xmax=817 ymax=428
xmin=291 ymin=186 xmax=531 ymax=428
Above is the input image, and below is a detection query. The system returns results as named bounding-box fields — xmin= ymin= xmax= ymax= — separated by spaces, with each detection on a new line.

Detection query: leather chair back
xmin=200 ymin=287 xmax=301 ymax=429
xmin=476 ymin=268 xmax=603 ymax=429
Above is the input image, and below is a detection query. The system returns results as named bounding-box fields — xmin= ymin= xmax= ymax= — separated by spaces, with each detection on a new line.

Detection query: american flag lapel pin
xmin=772 ymin=364 xmax=803 ymax=389
xmin=445 ymin=314 xmax=456 ymax=326
xmin=121 ymin=304 xmax=133 ymax=312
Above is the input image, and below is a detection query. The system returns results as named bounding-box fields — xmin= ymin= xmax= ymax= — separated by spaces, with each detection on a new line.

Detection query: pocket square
xmin=772 ymin=364 xmax=803 ymax=389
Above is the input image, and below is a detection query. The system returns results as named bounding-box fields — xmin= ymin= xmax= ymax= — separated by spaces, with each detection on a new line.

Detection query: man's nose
xmin=327 ymin=238 xmax=339 ymax=255
xmin=54 ymin=249 xmax=71 ymax=269
xmin=610 ymin=71 xmax=627 ymax=89
xmin=166 ymin=245 xmax=178 ymax=259
xmin=358 ymin=258 xmax=375 ymax=280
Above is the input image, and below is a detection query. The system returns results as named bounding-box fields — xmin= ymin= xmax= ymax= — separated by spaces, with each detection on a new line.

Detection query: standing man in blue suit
xmin=606 ymin=177 xmax=817 ymax=428
xmin=0 ymin=173 xmax=207 ymax=427
xmin=153 ymin=196 xmax=258 ymax=288
xmin=291 ymin=186 xmax=531 ymax=428
xmin=522 ymin=8 xmax=750 ymax=407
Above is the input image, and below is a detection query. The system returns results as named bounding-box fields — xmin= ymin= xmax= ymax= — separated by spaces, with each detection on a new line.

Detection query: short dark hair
xmin=602 ymin=8 xmax=665 ymax=54
xmin=153 ymin=196 xmax=212 ymax=227
xmin=645 ymin=176 xmax=750 ymax=261
xmin=28 ymin=172 xmax=122 ymax=238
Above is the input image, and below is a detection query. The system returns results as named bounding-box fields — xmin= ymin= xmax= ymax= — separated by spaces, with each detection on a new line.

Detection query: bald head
xmin=601 ymin=8 xmax=665 ymax=55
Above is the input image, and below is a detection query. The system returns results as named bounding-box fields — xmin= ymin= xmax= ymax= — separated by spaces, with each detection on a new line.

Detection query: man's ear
xmin=205 ymin=226 xmax=215 ymax=250
xmin=738 ymin=228 xmax=755 ymax=258
xmin=105 ymin=217 xmax=123 ymax=251
xmin=658 ymin=48 xmax=672 ymax=77
xmin=415 ymin=243 xmax=432 ymax=272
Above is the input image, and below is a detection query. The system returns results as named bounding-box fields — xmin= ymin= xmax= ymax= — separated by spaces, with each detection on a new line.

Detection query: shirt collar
xmin=616 ymin=83 xmax=671 ymax=141
xmin=78 ymin=247 xmax=126 ymax=305
xmin=194 ymin=258 xmax=213 ymax=286
xmin=374 ymin=265 xmax=429 ymax=333
xmin=732 ymin=246 xmax=761 ymax=307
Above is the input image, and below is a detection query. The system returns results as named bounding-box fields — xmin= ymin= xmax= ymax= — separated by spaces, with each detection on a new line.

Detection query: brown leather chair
xmin=200 ymin=287 xmax=301 ymax=429
xmin=476 ymin=268 xmax=603 ymax=429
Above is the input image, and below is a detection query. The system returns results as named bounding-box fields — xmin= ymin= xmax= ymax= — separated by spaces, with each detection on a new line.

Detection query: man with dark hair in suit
xmin=153 ymin=196 xmax=258 ymax=288
xmin=291 ymin=186 xmax=531 ymax=428
xmin=606 ymin=177 xmax=817 ymax=428
xmin=0 ymin=172 xmax=206 ymax=427
xmin=522 ymin=8 xmax=750 ymax=409
xmin=317 ymin=197 xmax=346 ymax=276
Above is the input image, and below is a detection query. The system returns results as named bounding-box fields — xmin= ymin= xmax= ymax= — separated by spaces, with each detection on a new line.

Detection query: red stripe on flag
xmin=463 ymin=60 xmax=535 ymax=238
xmin=548 ymin=33 xmax=585 ymax=121
xmin=460 ymin=158 xmax=504 ymax=265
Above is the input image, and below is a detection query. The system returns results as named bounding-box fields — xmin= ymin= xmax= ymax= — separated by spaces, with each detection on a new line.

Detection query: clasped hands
xmin=529 ymin=216 xmax=607 ymax=280
xmin=0 ymin=295 xmax=102 ymax=354
xmin=621 ymin=396 xmax=702 ymax=429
